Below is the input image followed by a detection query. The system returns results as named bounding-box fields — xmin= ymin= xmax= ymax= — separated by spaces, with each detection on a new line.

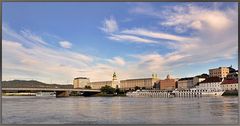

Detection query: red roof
xmin=221 ymin=79 xmax=238 ymax=85
xmin=200 ymin=77 xmax=222 ymax=83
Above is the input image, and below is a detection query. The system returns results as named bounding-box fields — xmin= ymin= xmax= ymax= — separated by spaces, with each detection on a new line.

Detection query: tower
xmin=113 ymin=72 xmax=117 ymax=81
xmin=112 ymin=72 xmax=120 ymax=88
xmin=166 ymin=74 xmax=170 ymax=79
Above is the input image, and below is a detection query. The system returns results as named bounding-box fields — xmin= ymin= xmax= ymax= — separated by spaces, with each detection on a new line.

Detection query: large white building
xmin=198 ymin=77 xmax=223 ymax=92
xmin=221 ymin=79 xmax=238 ymax=91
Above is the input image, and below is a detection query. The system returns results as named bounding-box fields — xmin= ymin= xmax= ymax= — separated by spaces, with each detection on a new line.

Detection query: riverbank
xmin=93 ymin=93 xmax=126 ymax=97
xmin=222 ymin=90 xmax=238 ymax=96
xmin=2 ymin=93 xmax=36 ymax=96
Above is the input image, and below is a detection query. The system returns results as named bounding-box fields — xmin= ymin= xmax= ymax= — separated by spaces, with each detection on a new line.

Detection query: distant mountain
xmin=1 ymin=80 xmax=73 ymax=89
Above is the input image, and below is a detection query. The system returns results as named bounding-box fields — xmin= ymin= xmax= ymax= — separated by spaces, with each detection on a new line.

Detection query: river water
xmin=2 ymin=96 xmax=239 ymax=124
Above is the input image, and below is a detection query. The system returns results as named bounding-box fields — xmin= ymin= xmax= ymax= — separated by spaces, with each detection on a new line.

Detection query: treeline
xmin=1 ymin=80 xmax=73 ymax=89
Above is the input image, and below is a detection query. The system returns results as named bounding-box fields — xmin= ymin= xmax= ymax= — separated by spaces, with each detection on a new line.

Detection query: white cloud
xmin=108 ymin=34 xmax=158 ymax=44
xmin=100 ymin=16 xmax=118 ymax=33
xmin=122 ymin=28 xmax=194 ymax=42
xmin=160 ymin=5 xmax=233 ymax=33
xmin=107 ymin=57 xmax=126 ymax=66
xmin=129 ymin=3 xmax=161 ymax=17
xmin=59 ymin=41 xmax=72 ymax=49
xmin=126 ymin=3 xmax=238 ymax=77
xmin=20 ymin=29 xmax=48 ymax=45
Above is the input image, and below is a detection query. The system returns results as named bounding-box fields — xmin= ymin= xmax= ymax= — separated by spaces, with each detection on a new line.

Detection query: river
xmin=2 ymin=96 xmax=239 ymax=124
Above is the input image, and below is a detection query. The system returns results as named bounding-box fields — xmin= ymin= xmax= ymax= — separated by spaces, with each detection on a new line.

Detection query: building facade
xmin=73 ymin=77 xmax=90 ymax=89
xmin=88 ymin=81 xmax=112 ymax=90
xmin=177 ymin=77 xmax=194 ymax=90
xmin=198 ymin=77 xmax=223 ymax=91
xmin=158 ymin=75 xmax=176 ymax=90
xmin=73 ymin=72 xmax=120 ymax=90
xmin=193 ymin=74 xmax=209 ymax=86
xmin=209 ymin=67 xmax=229 ymax=78
xmin=120 ymin=75 xmax=159 ymax=90
xmin=221 ymin=79 xmax=238 ymax=91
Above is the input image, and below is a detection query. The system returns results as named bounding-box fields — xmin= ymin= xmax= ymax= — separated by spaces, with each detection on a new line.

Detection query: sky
xmin=2 ymin=2 xmax=238 ymax=84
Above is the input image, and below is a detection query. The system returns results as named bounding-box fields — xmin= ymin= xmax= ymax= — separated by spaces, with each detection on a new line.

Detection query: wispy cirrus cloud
xmin=108 ymin=34 xmax=158 ymax=44
xmin=107 ymin=57 xmax=126 ymax=66
xmin=121 ymin=28 xmax=194 ymax=42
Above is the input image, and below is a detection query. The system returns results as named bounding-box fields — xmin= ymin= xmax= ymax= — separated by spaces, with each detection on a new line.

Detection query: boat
xmin=126 ymin=90 xmax=172 ymax=98
xmin=126 ymin=88 xmax=224 ymax=98
xmin=36 ymin=92 xmax=56 ymax=97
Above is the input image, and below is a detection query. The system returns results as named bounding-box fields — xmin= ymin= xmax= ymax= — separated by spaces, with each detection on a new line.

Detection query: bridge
xmin=2 ymin=88 xmax=101 ymax=97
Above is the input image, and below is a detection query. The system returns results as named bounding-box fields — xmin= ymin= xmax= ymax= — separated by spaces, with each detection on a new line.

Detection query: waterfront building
xmin=177 ymin=74 xmax=207 ymax=90
xmin=177 ymin=77 xmax=194 ymax=90
xmin=193 ymin=74 xmax=209 ymax=86
xmin=209 ymin=67 xmax=230 ymax=78
xmin=73 ymin=72 xmax=120 ymax=89
xmin=198 ymin=77 xmax=223 ymax=91
xmin=87 ymin=72 xmax=120 ymax=89
xmin=226 ymin=71 xmax=238 ymax=79
xmin=120 ymin=74 xmax=159 ymax=90
xmin=73 ymin=77 xmax=90 ymax=89
xmin=155 ymin=74 xmax=176 ymax=91
xmin=221 ymin=79 xmax=238 ymax=91
xmin=88 ymin=81 xmax=112 ymax=89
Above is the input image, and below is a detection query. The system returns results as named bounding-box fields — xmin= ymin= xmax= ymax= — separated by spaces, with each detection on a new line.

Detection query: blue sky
xmin=2 ymin=2 xmax=238 ymax=84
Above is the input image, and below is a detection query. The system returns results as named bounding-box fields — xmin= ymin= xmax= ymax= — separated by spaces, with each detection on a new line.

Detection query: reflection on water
xmin=2 ymin=96 xmax=239 ymax=124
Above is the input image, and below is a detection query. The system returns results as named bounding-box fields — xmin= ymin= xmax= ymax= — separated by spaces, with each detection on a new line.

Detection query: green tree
xmin=115 ymin=88 xmax=120 ymax=94
xmin=100 ymin=85 xmax=116 ymax=94
xmin=84 ymin=85 xmax=91 ymax=89
xmin=135 ymin=86 xmax=140 ymax=91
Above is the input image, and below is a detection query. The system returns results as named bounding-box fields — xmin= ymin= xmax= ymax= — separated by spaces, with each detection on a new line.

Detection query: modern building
xmin=198 ymin=77 xmax=223 ymax=91
xmin=209 ymin=67 xmax=229 ymax=78
xmin=177 ymin=77 xmax=194 ymax=90
xmin=73 ymin=77 xmax=90 ymax=89
xmin=158 ymin=75 xmax=176 ymax=90
xmin=120 ymin=74 xmax=159 ymax=90
xmin=221 ymin=79 xmax=238 ymax=91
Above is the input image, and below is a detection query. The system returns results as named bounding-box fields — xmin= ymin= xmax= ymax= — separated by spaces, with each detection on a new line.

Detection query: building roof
xmin=74 ymin=77 xmax=88 ymax=80
xmin=228 ymin=66 xmax=237 ymax=73
xmin=178 ymin=77 xmax=194 ymax=81
xmin=200 ymin=77 xmax=222 ymax=83
xmin=120 ymin=78 xmax=155 ymax=81
xmin=221 ymin=79 xmax=238 ymax=85
xmin=195 ymin=74 xmax=209 ymax=78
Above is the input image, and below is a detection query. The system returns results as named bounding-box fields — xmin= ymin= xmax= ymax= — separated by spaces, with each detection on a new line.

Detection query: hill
xmin=1 ymin=80 xmax=73 ymax=89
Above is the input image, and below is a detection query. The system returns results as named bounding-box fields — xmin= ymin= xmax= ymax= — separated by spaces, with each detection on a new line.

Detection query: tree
xmin=134 ymin=86 xmax=140 ymax=91
xmin=100 ymin=85 xmax=116 ymax=94
xmin=115 ymin=88 xmax=120 ymax=94
xmin=84 ymin=85 xmax=91 ymax=89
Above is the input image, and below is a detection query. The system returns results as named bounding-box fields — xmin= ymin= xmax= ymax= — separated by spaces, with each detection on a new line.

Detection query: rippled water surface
xmin=2 ymin=96 xmax=239 ymax=124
